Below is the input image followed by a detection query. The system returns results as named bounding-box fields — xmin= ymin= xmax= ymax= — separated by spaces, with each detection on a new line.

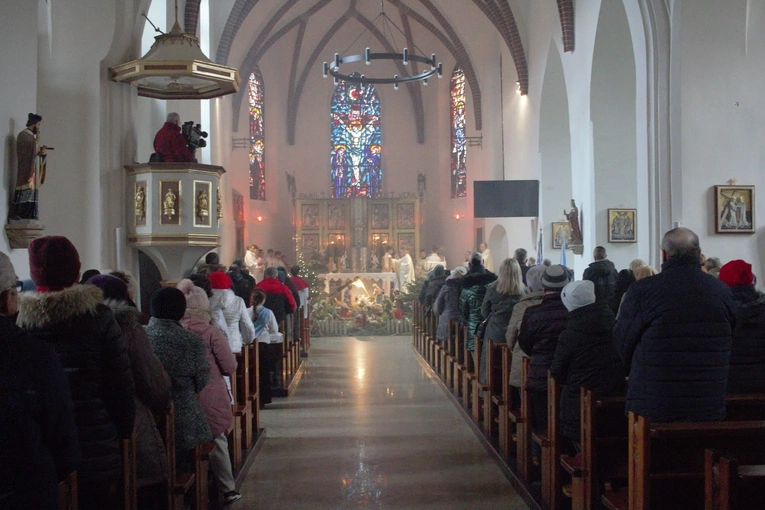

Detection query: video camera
xmin=182 ymin=121 xmax=208 ymax=154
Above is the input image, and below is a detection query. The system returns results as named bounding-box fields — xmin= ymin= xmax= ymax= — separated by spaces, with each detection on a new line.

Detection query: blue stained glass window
xmin=249 ymin=69 xmax=266 ymax=200
xmin=330 ymin=76 xmax=382 ymax=198
xmin=451 ymin=68 xmax=467 ymax=198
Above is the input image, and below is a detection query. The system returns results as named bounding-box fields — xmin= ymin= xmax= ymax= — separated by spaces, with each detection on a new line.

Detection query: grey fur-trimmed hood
xmin=103 ymin=298 xmax=140 ymax=323
xmin=17 ymin=284 xmax=104 ymax=330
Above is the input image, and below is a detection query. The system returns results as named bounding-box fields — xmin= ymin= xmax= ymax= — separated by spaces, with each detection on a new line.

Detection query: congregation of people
xmin=0 ymin=237 xmax=309 ymax=509
xmin=417 ymin=227 xmax=765 ymax=465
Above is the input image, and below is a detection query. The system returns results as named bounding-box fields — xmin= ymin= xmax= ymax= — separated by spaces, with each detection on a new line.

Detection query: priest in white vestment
xmin=479 ymin=242 xmax=494 ymax=272
xmin=424 ymin=247 xmax=443 ymax=272
xmin=395 ymin=249 xmax=415 ymax=293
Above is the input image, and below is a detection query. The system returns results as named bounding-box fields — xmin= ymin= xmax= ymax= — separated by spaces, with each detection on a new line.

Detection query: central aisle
xmin=238 ymin=336 xmax=527 ymax=509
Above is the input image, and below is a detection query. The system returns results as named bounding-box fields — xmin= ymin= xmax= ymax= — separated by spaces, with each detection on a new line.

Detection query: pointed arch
xmin=248 ymin=67 xmax=266 ymax=200
xmin=330 ymin=77 xmax=382 ymax=198
xmin=450 ymin=67 xmax=467 ymax=198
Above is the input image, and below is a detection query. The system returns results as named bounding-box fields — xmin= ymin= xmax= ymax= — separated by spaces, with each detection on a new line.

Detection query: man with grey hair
xmin=153 ymin=111 xmax=194 ymax=162
xmin=614 ymin=227 xmax=736 ymax=422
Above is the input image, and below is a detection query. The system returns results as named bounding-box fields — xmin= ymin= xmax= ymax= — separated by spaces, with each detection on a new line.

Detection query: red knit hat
xmin=719 ymin=259 xmax=755 ymax=287
xmin=208 ymin=270 xmax=232 ymax=290
xmin=29 ymin=236 xmax=81 ymax=288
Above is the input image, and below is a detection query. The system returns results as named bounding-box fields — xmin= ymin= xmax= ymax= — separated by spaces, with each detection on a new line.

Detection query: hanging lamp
xmin=109 ymin=1 xmax=240 ymax=100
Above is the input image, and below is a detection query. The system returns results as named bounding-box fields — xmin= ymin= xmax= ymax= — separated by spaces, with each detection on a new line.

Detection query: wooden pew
xmin=482 ymin=338 xmax=505 ymax=438
xmin=705 ymin=449 xmax=765 ymax=510
xmin=516 ymin=356 xmax=532 ymax=480
xmin=58 ymin=471 xmax=78 ymax=510
xmin=122 ymin=433 xmax=138 ymax=510
xmin=536 ymin=373 xmax=562 ymax=510
xmin=471 ymin=336 xmax=487 ymax=422
xmin=452 ymin=320 xmax=465 ymax=399
xmin=498 ymin=344 xmax=514 ymax=461
xmin=248 ymin=342 xmax=260 ymax=434
xmin=602 ymin=414 xmax=765 ymax=510
xmin=462 ymin=326 xmax=474 ymax=410
xmin=560 ymin=389 xmax=627 ymax=510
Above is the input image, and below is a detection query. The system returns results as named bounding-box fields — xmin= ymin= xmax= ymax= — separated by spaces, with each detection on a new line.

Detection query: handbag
xmin=475 ymin=317 xmax=489 ymax=339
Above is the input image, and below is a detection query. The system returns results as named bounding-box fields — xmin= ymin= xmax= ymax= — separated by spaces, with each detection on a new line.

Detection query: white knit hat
xmin=177 ymin=278 xmax=210 ymax=311
xmin=560 ymin=280 xmax=596 ymax=312
xmin=0 ymin=252 xmax=17 ymax=294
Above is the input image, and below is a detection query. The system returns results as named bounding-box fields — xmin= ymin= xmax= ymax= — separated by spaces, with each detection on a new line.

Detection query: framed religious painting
xmin=327 ymin=202 xmax=347 ymax=230
xmin=715 ymin=185 xmax=755 ymax=233
xmin=134 ymin=181 xmax=147 ymax=227
xmin=551 ymin=222 xmax=571 ymax=249
xmin=159 ymin=181 xmax=181 ymax=226
xmin=193 ymin=181 xmax=212 ymax=228
xmin=396 ymin=203 xmax=415 ymax=229
xmin=607 ymin=208 xmax=637 ymax=243
xmin=301 ymin=203 xmax=320 ymax=230
xmin=301 ymin=234 xmax=320 ymax=259
xmin=371 ymin=203 xmax=390 ymax=230
xmin=398 ymin=233 xmax=415 ymax=255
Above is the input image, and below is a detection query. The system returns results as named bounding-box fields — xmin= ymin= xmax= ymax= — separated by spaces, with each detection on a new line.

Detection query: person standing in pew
xmin=177 ymin=280 xmax=242 ymax=505
xmin=506 ymin=264 xmax=547 ymax=406
xmin=434 ymin=266 xmax=467 ymax=344
xmin=479 ymin=258 xmax=525 ymax=385
xmin=87 ymin=274 xmax=172 ymax=508
xmin=614 ymin=227 xmax=736 ymax=422
xmin=0 ymin=252 xmax=80 ymax=510
xmin=252 ymin=290 xmax=280 ymax=407
xmin=460 ymin=253 xmax=497 ymax=365
xmin=256 ymin=267 xmax=296 ymax=397
xmin=550 ymin=280 xmax=625 ymax=451
xmin=717 ymin=259 xmax=765 ymax=394
xmin=146 ymin=288 xmax=212 ymax=473
xmin=518 ymin=265 xmax=570 ymax=437
xmin=16 ymin=237 xmax=136 ymax=509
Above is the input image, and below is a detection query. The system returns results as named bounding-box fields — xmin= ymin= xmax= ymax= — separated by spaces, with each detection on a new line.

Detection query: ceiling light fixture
xmin=109 ymin=0 xmax=240 ymax=100
xmin=322 ymin=0 xmax=442 ymax=88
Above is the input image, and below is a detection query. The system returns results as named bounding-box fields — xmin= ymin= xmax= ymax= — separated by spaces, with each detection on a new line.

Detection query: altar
xmin=319 ymin=272 xmax=398 ymax=297
xmin=296 ymin=197 xmax=421 ymax=274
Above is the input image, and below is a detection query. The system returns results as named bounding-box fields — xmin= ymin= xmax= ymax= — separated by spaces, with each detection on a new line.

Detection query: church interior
xmin=3 ymin=0 xmax=765 ymax=508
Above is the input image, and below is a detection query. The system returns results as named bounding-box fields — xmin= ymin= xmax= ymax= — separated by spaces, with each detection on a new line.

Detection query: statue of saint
xmin=196 ymin=189 xmax=209 ymax=221
xmin=163 ymin=188 xmax=177 ymax=217
xmin=564 ymin=199 xmax=583 ymax=243
xmin=134 ymin=186 xmax=146 ymax=220
xmin=9 ymin=113 xmax=47 ymax=221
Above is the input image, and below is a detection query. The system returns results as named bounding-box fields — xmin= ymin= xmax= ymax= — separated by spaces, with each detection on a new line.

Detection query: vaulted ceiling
xmin=182 ymin=1 xmax=575 ymax=144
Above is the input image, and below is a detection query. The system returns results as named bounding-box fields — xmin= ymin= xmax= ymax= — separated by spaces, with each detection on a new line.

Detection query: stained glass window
xmin=451 ymin=68 xmax=467 ymax=198
xmin=248 ymin=69 xmax=266 ymax=200
xmin=330 ymin=76 xmax=382 ymax=198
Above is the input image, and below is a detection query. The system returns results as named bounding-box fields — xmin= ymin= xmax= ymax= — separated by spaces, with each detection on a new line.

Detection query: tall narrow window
xmin=451 ymin=68 xmax=467 ymax=198
xmin=248 ymin=69 xmax=266 ymax=200
xmin=330 ymin=76 xmax=382 ymax=198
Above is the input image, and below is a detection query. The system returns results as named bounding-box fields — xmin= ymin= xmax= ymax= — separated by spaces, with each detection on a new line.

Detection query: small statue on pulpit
xmin=134 ymin=186 xmax=146 ymax=220
xmin=163 ymin=189 xmax=177 ymax=217
xmin=196 ymin=188 xmax=209 ymax=221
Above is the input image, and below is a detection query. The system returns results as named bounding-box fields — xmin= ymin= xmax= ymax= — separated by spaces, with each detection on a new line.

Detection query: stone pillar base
xmin=5 ymin=220 xmax=46 ymax=249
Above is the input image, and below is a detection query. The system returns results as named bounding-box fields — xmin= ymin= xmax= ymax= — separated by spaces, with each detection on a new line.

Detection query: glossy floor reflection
xmin=237 ymin=336 xmax=527 ymax=509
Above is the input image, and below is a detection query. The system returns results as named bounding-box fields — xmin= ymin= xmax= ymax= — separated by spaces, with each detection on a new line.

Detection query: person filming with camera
xmin=153 ymin=112 xmax=195 ymax=163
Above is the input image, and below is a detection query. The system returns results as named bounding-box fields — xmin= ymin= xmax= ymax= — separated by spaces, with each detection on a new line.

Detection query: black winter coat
xmin=478 ymin=284 xmax=521 ymax=384
xmin=728 ymin=286 xmax=765 ymax=394
xmin=550 ymin=304 xmax=625 ymax=440
xmin=264 ymin=293 xmax=290 ymax=324
xmin=583 ymin=259 xmax=618 ymax=302
xmin=17 ymin=285 xmax=136 ymax=491
xmin=424 ymin=275 xmax=448 ymax=310
xmin=518 ymin=293 xmax=568 ymax=393
xmin=613 ymin=255 xmax=736 ymax=422
xmin=0 ymin=316 xmax=80 ymax=510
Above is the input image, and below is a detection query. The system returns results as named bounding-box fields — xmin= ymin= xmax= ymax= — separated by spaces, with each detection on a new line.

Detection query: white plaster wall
xmin=591 ymin=0 xmax=639 ymax=271
xmin=0 ymin=0 xmax=40 ymax=276
xmin=680 ymin=0 xmax=765 ymax=279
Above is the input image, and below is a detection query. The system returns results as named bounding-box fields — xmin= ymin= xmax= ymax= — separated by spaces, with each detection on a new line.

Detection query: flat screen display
xmin=473 ymin=180 xmax=539 ymax=218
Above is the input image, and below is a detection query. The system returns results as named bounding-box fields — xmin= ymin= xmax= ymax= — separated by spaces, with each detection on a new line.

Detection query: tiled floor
xmin=237 ymin=336 xmax=527 ymax=509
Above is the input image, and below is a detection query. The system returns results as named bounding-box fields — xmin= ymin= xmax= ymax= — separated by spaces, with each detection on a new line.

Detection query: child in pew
xmin=178 ymin=279 xmax=242 ymax=504
xmin=550 ymin=280 xmax=625 ymax=452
